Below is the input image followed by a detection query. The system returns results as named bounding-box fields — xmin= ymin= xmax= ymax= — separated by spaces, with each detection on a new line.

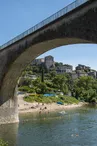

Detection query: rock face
xmin=0 ymin=1 xmax=97 ymax=124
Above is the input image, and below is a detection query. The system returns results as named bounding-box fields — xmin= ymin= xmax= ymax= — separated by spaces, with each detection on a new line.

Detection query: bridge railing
xmin=1 ymin=0 xmax=88 ymax=49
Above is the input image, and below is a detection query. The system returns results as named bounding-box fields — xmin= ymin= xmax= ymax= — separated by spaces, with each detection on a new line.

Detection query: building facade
xmin=32 ymin=58 xmax=44 ymax=65
xmin=76 ymin=64 xmax=90 ymax=72
xmin=56 ymin=65 xmax=73 ymax=74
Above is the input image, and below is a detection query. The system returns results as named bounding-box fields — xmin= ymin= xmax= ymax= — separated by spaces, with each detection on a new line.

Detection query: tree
xmin=55 ymin=62 xmax=63 ymax=67
xmin=74 ymin=76 xmax=97 ymax=102
xmin=41 ymin=64 xmax=44 ymax=82
xmin=49 ymin=70 xmax=56 ymax=79
xmin=52 ymin=75 xmax=68 ymax=94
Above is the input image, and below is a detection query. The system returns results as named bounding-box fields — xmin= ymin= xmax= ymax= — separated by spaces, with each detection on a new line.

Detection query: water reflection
xmin=0 ymin=123 xmax=18 ymax=146
xmin=1 ymin=106 xmax=97 ymax=146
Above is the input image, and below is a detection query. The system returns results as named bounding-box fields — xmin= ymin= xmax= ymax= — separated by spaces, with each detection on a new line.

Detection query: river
xmin=0 ymin=105 xmax=97 ymax=146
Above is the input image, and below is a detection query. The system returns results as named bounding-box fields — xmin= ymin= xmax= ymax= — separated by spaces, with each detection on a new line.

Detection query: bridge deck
xmin=1 ymin=0 xmax=88 ymax=50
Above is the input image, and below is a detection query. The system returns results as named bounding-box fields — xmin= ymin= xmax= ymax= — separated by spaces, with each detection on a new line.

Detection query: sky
xmin=0 ymin=0 xmax=97 ymax=70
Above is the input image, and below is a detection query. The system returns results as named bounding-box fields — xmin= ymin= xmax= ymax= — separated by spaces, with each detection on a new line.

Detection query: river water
xmin=0 ymin=105 xmax=97 ymax=146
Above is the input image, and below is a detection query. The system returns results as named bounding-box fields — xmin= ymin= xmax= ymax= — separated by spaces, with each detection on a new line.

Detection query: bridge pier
xmin=0 ymin=90 xmax=19 ymax=125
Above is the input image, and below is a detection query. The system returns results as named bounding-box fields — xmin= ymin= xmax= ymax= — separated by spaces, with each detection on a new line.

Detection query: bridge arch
xmin=0 ymin=37 xmax=93 ymax=106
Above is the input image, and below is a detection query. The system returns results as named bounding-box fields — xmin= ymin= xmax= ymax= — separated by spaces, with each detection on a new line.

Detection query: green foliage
xmin=0 ymin=139 xmax=8 ymax=146
xmin=55 ymin=62 xmax=63 ymax=67
xmin=49 ymin=70 xmax=56 ymax=79
xmin=74 ymin=76 xmax=97 ymax=103
xmin=45 ymin=81 xmax=53 ymax=88
xmin=52 ymin=75 xmax=68 ymax=94
xmin=32 ymin=78 xmax=48 ymax=94
xmin=19 ymin=63 xmax=97 ymax=104
xmin=24 ymin=95 xmax=79 ymax=104
xmin=59 ymin=96 xmax=79 ymax=104
xmin=19 ymin=86 xmax=30 ymax=92
xmin=19 ymin=78 xmax=32 ymax=87
xmin=36 ymin=82 xmax=48 ymax=94
xmin=21 ymin=71 xmax=27 ymax=77
xmin=19 ymin=86 xmax=35 ymax=93
xmin=41 ymin=66 xmax=44 ymax=82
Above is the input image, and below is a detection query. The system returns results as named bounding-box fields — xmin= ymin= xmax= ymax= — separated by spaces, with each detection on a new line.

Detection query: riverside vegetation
xmin=18 ymin=63 xmax=97 ymax=104
xmin=0 ymin=139 xmax=8 ymax=146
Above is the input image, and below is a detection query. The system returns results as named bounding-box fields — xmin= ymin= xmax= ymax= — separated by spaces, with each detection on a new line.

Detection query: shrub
xmin=59 ymin=96 xmax=79 ymax=104
xmin=19 ymin=86 xmax=35 ymax=93
xmin=24 ymin=95 xmax=79 ymax=104
xmin=0 ymin=139 xmax=8 ymax=146
xmin=19 ymin=86 xmax=30 ymax=92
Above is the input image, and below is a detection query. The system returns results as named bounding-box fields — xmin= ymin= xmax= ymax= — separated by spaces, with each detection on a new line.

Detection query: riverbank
xmin=18 ymin=94 xmax=86 ymax=114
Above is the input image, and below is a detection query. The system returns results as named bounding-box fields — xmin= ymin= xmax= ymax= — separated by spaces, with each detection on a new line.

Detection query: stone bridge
xmin=0 ymin=0 xmax=97 ymax=124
